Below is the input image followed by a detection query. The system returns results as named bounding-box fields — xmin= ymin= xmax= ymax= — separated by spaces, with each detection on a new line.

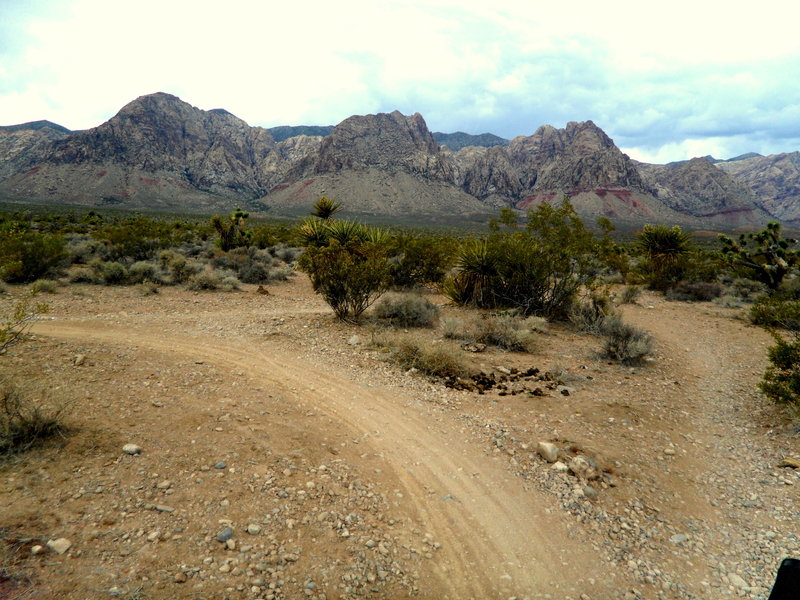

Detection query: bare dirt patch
xmin=1 ymin=277 xmax=798 ymax=599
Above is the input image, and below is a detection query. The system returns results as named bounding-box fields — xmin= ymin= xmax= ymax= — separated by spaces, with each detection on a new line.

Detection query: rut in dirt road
xmin=35 ymin=320 xmax=619 ymax=600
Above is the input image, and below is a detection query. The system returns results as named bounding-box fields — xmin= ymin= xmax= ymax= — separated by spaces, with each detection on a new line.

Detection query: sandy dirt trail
xmin=35 ymin=319 xmax=615 ymax=599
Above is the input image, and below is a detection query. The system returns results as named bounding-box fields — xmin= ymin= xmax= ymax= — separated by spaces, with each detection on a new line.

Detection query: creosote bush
xmin=440 ymin=314 xmax=538 ymax=352
xmin=1 ymin=291 xmax=49 ymax=354
xmin=666 ymin=280 xmax=723 ymax=302
xmin=599 ymin=315 xmax=653 ymax=365
xmin=29 ymin=279 xmax=58 ymax=294
xmin=0 ymin=381 xmax=70 ymax=455
xmin=569 ymin=294 xmax=616 ymax=334
xmin=759 ymin=331 xmax=800 ymax=408
xmin=749 ymin=296 xmax=800 ymax=331
xmin=372 ymin=293 xmax=440 ymax=327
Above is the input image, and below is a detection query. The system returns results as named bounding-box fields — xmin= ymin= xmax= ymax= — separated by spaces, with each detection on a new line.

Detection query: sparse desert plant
xmin=440 ymin=317 xmax=467 ymax=340
xmin=599 ymin=315 xmax=653 ymax=364
xmin=569 ymin=293 xmax=616 ymax=334
xmin=385 ymin=338 xmax=469 ymax=379
xmin=67 ymin=265 xmax=98 ymax=284
xmin=620 ymin=285 xmax=642 ymax=304
xmin=473 ymin=315 xmax=538 ymax=352
xmin=159 ymin=251 xmax=198 ymax=284
xmin=135 ymin=281 xmax=159 ymax=296
xmin=127 ymin=261 xmax=164 ymax=285
xmin=0 ymin=291 xmax=49 ymax=354
xmin=0 ymin=379 xmax=70 ymax=455
xmin=373 ymin=292 xmax=440 ymax=327
xmin=186 ymin=266 xmax=221 ymax=291
xmin=714 ymin=294 xmax=743 ymax=309
xmin=29 ymin=279 xmax=58 ymax=294
xmin=220 ymin=276 xmax=241 ymax=292
xmin=95 ymin=260 xmax=128 ymax=285
xmin=666 ymin=280 xmax=723 ymax=302
xmin=759 ymin=331 xmax=800 ymax=408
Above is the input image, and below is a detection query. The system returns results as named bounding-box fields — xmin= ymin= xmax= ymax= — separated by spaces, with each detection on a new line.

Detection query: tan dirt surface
xmin=1 ymin=277 xmax=798 ymax=600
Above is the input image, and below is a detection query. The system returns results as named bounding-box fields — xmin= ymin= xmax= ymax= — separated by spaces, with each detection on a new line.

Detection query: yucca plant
xmin=635 ymin=224 xmax=691 ymax=290
xmin=312 ymin=196 xmax=342 ymax=220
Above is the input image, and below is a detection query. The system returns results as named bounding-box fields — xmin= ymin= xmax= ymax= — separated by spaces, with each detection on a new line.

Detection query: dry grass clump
xmin=440 ymin=314 xmax=538 ymax=352
xmin=29 ymin=279 xmax=59 ymax=294
xmin=0 ymin=380 xmax=70 ymax=456
xmin=619 ymin=285 xmax=642 ymax=304
xmin=372 ymin=292 xmax=440 ymax=327
xmin=373 ymin=334 xmax=469 ymax=379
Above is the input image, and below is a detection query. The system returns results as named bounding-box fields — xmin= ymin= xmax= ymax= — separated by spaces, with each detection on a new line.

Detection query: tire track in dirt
xmin=35 ymin=319 xmax=614 ymax=599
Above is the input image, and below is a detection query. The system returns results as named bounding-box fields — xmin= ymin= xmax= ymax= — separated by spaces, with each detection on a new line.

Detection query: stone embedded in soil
xmin=216 ymin=527 xmax=234 ymax=542
xmin=246 ymin=524 xmax=261 ymax=535
xmin=778 ymin=457 xmax=800 ymax=469
xmin=569 ymin=455 xmax=599 ymax=480
xmin=214 ymin=461 xmax=227 ymax=469
xmin=552 ymin=461 xmax=569 ymax=472
xmin=537 ymin=441 xmax=559 ymax=463
xmin=174 ymin=572 xmax=188 ymax=583
xmin=582 ymin=485 xmax=599 ymax=499
xmin=669 ymin=534 xmax=688 ymax=544
xmin=46 ymin=538 xmax=72 ymax=554
xmin=122 ymin=443 xmax=141 ymax=455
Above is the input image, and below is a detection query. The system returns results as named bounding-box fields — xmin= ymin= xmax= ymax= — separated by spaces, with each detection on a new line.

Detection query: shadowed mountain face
xmin=0 ymin=92 xmax=792 ymax=226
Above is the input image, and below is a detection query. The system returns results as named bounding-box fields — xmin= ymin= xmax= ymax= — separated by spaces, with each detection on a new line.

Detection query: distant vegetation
xmin=2 ymin=200 xmax=799 ymax=417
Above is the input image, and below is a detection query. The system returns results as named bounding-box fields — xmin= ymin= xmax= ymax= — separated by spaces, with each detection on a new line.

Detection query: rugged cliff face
xmin=0 ymin=92 xmax=791 ymax=227
xmin=636 ymin=157 xmax=769 ymax=226
xmin=717 ymin=152 xmax=800 ymax=223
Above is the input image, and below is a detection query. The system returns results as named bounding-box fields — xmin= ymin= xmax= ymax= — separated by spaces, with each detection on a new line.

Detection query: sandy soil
xmin=1 ymin=276 xmax=798 ymax=600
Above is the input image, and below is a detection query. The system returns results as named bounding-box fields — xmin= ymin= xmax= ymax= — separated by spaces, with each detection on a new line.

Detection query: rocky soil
xmin=1 ymin=276 xmax=798 ymax=599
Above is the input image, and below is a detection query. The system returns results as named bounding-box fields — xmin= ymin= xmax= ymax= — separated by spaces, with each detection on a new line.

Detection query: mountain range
xmin=1 ymin=92 xmax=797 ymax=229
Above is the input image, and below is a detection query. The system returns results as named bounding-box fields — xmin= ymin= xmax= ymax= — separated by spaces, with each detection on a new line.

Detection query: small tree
xmin=211 ymin=208 xmax=252 ymax=252
xmin=760 ymin=331 xmax=800 ymax=408
xmin=1 ymin=290 xmax=49 ymax=354
xmin=719 ymin=222 xmax=799 ymax=291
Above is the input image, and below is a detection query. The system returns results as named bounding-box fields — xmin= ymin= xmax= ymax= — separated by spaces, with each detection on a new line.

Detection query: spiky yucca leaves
xmin=445 ymin=239 xmax=501 ymax=309
xmin=719 ymin=222 xmax=799 ymax=291
xmin=311 ymin=196 xmax=342 ymax=220
xmin=297 ymin=217 xmax=330 ymax=248
xmin=635 ymin=224 xmax=692 ymax=290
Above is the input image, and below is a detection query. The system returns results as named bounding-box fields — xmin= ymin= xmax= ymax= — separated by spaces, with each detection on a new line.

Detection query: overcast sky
xmin=2 ymin=0 xmax=799 ymax=163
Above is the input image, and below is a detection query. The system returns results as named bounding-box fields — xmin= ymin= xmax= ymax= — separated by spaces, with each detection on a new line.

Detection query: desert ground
xmin=1 ymin=274 xmax=798 ymax=600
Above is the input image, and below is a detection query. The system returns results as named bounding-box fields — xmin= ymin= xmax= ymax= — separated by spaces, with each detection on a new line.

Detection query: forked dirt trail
xmin=3 ymin=278 xmax=798 ymax=600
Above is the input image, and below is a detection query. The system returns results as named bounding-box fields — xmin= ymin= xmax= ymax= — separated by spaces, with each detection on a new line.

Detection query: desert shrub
xmin=445 ymin=199 xmax=597 ymax=318
xmin=271 ymin=244 xmax=301 ymax=264
xmin=94 ymin=216 xmax=192 ymax=261
xmin=373 ymin=292 xmax=440 ymax=327
xmin=749 ymin=296 xmax=800 ymax=330
xmin=387 ymin=338 xmax=469 ymax=379
xmin=569 ymin=294 xmax=616 ymax=334
xmin=666 ymin=280 xmax=724 ymax=302
xmin=127 ymin=261 xmax=164 ymax=285
xmin=635 ymin=224 xmax=692 ymax=291
xmin=135 ymin=281 xmax=159 ymax=296
xmin=298 ymin=236 xmax=391 ymax=322
xmin=714 ymin=294 xmax=743 ymax=309
xmin=439 ymin=314 xmax=537 ymax=352
xmin=67 ymin=266 xmax=98 ymax=284
xmin=67 ymin=236 xmax=109 ymax=264
xmin=0 ymin=281 xmax=6 ymax=295
xmin=385 ymin=234 xmax=457 ymax=288
xmin=727 ymin=277 xmax=767 ymax=301
xmin=620 ymin=285 xmax=642 ymax=304
xmin=159 ymin=251 xmax=198 ymax=284
xmin=1 ymin=291 xmax=49 ymax=354
xmin=186 ymin=267 xmax=221 ymax=291
xmin=211 ymin=208 xmax=253 ymax=251
xmin=759 ymin=332 xmax=800 ymax=407
xmin=220 ymin=276 xmax=241 ymax=292
xmin=29 ymin=279 xmax=58 ymax=294
xmin=599 ymin=315 xmax=653 ymax=364
xmin=0 ymin=230 xmax=68 ymax=283
xmin=0 ymin=381 xmax=70 ymax=455
xmin=523 ymin=315 xmax=549 ymax=333
xmin=95 ymin=261 xmax=128 ymax=285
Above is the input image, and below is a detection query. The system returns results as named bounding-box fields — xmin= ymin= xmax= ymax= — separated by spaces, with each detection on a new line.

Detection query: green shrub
xmin=220 ymin=276 xmax=241 ymax=292
xmin=599 ymin=315 xmax=653 ymax=364
xmin=749 ymin=296 xmax=800 ymax=330
xmin=759 ymin=332 xmax=800 ymax=407
xmin=666 ymin=280 xmax=723 ymax=302
xmin=127 ymin=261 xmax=164 ymax=284
xmin=445 ymin=199 xmax=597 ymax=318
xmin=159 ymin=251 xmax=198 ymax=284
xmin=135 ymin=281 xmax=159 ymax=296
xmin=0 ymin=230 xmax=67 ymax=283
xmin=29 ymin=279 xmax=58 ymax=294
xmin=373 ymin=293 xmax=440 ymax=327
xmin=67 ymin=266 xmax=98 ymax=284
xmin=95 ymin=261 xmax=128 ymax=285
xmin=386 ymin=234 xmax=457 ymax=288
xmin=298 ymin=238 xmax=390 ymax=322
xmin=0 ymin=380 xmax=69 ymax=455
